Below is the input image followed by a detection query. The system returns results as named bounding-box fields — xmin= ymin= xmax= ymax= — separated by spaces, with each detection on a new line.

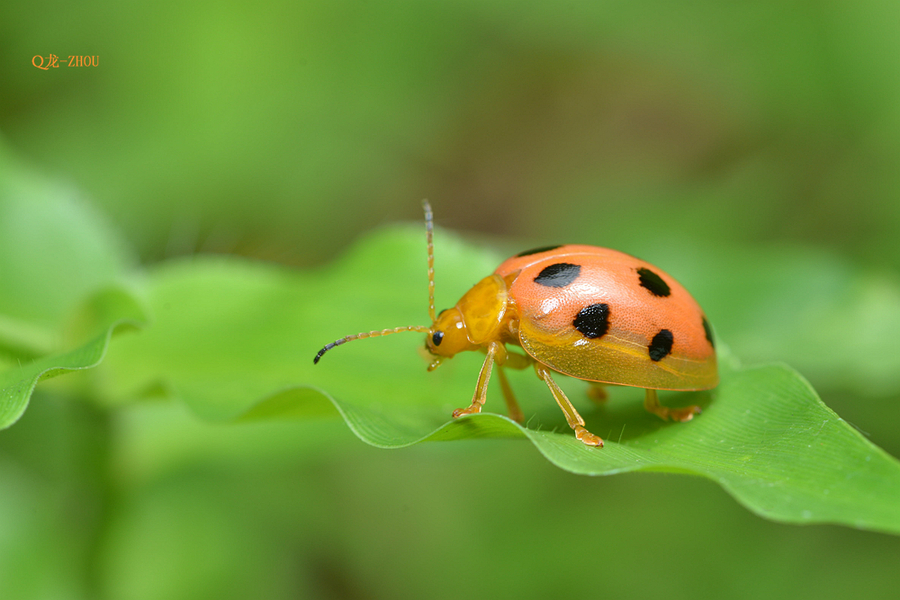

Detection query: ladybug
xmin=314 ymin=201 xmax=718 ymax=447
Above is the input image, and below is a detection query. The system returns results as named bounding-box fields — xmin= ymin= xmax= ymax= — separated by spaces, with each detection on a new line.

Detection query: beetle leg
xmin=643 ymin=389 xmax=701 ymax=422
xmin=533 ymin=363 xmax=603 ymax=447
xmin=495 ymin=366 xmax=524 ymax=424
xmin=493 ymin=348 xmax=530 ymax=423
xmin=586 ymin=383 xmax=608 ymax=404
xmin=452 ymin=342 xmax=501 ymax=418
xmin=500 ymin=349 xmax=532 ymax=370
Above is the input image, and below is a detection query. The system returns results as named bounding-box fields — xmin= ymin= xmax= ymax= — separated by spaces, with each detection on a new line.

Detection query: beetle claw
xmin=666 ymin=405 xmax=701 ymax=422
xmin=452 ymin=405 xmax=482 ymax=418
xmin=574 ymin=425 xmax=604 ymax=447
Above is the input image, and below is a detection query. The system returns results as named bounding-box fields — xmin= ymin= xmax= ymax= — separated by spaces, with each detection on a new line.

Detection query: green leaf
xmin=0 ymin=148 xmax=148 ymax=429
xmin=0 ymin=317 xmax=141 ymax=430
xmin=0 ymin=282 xmax=148 ymax=429
xmin=0 ymin=145 xmax=136 ymax=360
xmin=240 ymin=364 xmax=900 ymax=534
xmin=97 ymin=225 xmax=900 ymax=534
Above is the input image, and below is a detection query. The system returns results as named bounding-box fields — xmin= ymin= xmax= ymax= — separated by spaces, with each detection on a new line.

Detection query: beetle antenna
xmin=423 ymin=199 xmax=436 ymax=323
xmin=313 ymin=325 xmax=431 ymax=364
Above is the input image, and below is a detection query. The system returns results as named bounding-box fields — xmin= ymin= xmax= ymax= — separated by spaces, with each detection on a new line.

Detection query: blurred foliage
xmin=2 ymin=1 xmax=900 ymax=599
xmin=3 ymin=0 xmax=900 ymax=270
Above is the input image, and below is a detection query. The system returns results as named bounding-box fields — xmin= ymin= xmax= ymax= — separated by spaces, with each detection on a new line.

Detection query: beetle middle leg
xmin=643 ymin=388 xmax=701 ymax=422
xmin=494 ymin=366 xmax=524 ymax=423
xmin=534 ymin=363 xmax=603 ymax=447
xmin=495 ymin=349 xmax=531 ymax=423
xmin=586 ymin=383 xmax=608 ymax=404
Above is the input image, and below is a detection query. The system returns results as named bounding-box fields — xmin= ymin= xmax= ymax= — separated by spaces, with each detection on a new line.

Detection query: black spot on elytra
xmin=637 ymin=267 xmax=671 ymax=297
xmin=648 ymin=329 xmax=674 ymax=362
xmin=516 ymin=245 xmax=562 ymax=257
xmin=534 ymin=263 xmax=581 ymax=288
xmin=573 ymin=303 xmax=610 ymax=339
xmin=702 ymin=316 xmax=715 ymax=348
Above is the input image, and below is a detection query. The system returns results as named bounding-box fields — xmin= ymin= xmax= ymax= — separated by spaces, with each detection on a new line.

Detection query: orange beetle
xmin=314 ymin=201 xmax=718 ymax=447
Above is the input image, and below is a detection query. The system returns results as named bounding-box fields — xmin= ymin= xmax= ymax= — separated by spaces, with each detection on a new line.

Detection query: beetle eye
xmin=432 ymin=331 xmax=444 ymax=346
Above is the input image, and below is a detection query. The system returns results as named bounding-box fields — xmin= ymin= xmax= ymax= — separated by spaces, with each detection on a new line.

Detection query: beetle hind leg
xmin=643 ymin=389 xmax=701 ymax=422
xmin=534 ymin=364 xmax=603 ymax=447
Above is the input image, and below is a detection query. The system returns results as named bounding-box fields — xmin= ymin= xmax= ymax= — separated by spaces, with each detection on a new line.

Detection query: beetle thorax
xmin=426 ymin=274 xmax=514 ymax=358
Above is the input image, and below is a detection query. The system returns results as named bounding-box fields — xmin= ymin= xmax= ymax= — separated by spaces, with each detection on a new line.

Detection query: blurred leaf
xmin=98 ymin=226 xmax=900 ymax=533
xmin=0 ymin=145 xmax=136 ymax=360
xmin=0 ymin=314 xmax=143 ymax=430
xmin=0 ymin=147 xmax=147 ymax=429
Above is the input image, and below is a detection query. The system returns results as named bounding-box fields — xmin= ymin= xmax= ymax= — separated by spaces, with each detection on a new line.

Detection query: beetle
xmin=314 ymin=201 xmax=718 ymax=447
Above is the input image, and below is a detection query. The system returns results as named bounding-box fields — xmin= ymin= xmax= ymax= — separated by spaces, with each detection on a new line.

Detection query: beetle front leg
xmin=452 ymin=342 xmax=502 ymax=419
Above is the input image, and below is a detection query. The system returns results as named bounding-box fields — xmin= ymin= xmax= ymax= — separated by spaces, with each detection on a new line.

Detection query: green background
xmin=2 ymin=1 xmax=900 ymax=599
